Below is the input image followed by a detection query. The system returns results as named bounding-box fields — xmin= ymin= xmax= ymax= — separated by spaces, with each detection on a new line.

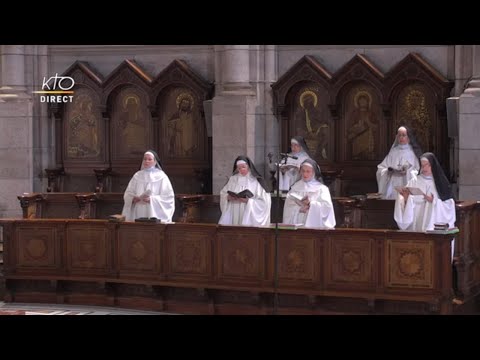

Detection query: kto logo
xmin=33 ymin=73 xmax=75 ymax=103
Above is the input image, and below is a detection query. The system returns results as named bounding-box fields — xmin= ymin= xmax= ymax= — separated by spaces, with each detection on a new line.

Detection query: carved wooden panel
xmin=386 ymin=239 xmax=433 ymax=288
xmin=216 ymin=228 xmax=265 ymax=281
xmin=166 ymin=225 xmax=213 ymax=279
xmin=273 ymin=53 xmax=453 ymax=197
xmin=111 ymin=87 xmax=152 ymax=160
xmin=327 ymin=237 xmax=374 ymax=284
xmin=117 ymin=225 xmax=161 ymax=275
xmin=278 ymin=234 xmax=315 ymax=282
xmin=64 ymin=87 xmax=104 ymax=161
xmin=66 ymin=225 xmax=109 ymax=273
xmin=16 ymin=227 xmax=59 ymax=270
xmin=342 ymin=84 xmax=383 ymax=161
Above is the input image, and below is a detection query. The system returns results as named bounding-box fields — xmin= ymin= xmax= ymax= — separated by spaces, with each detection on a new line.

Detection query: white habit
xmin=219 ymin=172 xmax=271 ymax=226
xmin=394 ymin=173 xmax=456 ymax=260
xmin=122 ymin=168 xmax=175 ymax=222
xmin=277 ymin=151 xmax=311 ymax=191
xmin=283 ymin=179 xmax=336 ymax=229
xmin=377 ymin=144 xmax=420 ymax=199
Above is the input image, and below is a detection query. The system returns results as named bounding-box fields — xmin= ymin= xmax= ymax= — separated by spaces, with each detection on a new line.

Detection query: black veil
xmin=141 ymin=150 xmax=164 ymax=170
xmin=421 ymin=152 xmax=454 ymax=201
xmin=391 ymin=125 xmax=423 ymax=159
xmin=232 ymin=155 xmax=269 ymax=192
xmin=300 ymin=158 xmax=324 ymax=184
xmin=290 ymin=135 xmax=312 ymax=158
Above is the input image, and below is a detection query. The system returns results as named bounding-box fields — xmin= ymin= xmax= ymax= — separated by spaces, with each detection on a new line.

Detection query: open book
xmin=140 ymin=189 xmax=152 ymax=199
xmin=394 ymin=186 xmax=426 ymax=196
xmin=289 ymin=193 xmax=309 ymax=207
xmin=279 ymin=164 xmax=298 ymax=170
xmin=227 ymin=189 xmax=254 ymax=199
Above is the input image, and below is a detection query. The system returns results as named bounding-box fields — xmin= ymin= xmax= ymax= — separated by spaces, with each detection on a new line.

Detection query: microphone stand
xmin=273 ymin=153 xmax=289 ymax=315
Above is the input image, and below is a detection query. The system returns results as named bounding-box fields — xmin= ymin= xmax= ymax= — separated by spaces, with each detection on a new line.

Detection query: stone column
xmin=0 ymin=45 xmax=30 ymax=101
xmin=220 ymin=45 xmax=255 ymax=95
xmin=458 ymin=45 xmax=480 ymax=200
xmin=212 ymin=45 xmax=257 ymax=193
xmin=0 ymin=45 xmax=33 ymax=217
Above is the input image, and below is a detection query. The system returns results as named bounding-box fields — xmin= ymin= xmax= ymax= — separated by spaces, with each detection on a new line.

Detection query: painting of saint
xmin=67 ymin=92 xmax=100 ymax=158
xmin=346 ymin=90 xmax=378 ymax=160
xmin=167 ymin=92 xmax=197 ymax=157
xmin=396 ymin=85 xmax=432 ymax=152
xmin=295 ymin=88 xmax=329 ymax=160
xmin=117 ymin=92 xmax=148 ymax=156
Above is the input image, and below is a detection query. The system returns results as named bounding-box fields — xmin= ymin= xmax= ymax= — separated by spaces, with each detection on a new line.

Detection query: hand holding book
xmin=395 ymin=186 xmax=426 ymax=196
xmin=227 ymin=189 xmax=254 ymax=199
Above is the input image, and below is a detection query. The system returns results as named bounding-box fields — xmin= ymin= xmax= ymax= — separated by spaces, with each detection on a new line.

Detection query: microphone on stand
xmin=280 ymin=153 xmax=298 ymax=160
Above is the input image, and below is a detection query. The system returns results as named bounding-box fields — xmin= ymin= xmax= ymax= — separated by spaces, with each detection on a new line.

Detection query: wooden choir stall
xmin=0 ymin=219 xmax=457 ymax=315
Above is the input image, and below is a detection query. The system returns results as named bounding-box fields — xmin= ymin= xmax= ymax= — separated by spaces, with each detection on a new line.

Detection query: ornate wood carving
xmin=386 ymin=238 xmax=433 ymax=288
xmin=16 ymin=227 xmax=59 ymax=271
xmin=216 ymin=227 xmax=266 ymax=282
xmin=66 ymin=225 xmax=110 ymax=274
xmin=385 ymin=53 xmax=453 ymax=175
xmin=49 ymin=59 xmax=213 ymax=194
xmin=272 ymin=53 xmax=454 ymax=196
xmin=117 ymin=225 xmax=162 ymax=277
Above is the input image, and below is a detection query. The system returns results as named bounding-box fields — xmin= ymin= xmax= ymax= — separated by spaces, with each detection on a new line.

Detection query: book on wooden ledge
xmin=134 ymin=217 xmax=162 ymax=223
xmin=227 ymin=189 xmax=254 ymax=199
xmin=425 ymin=227 xmax=459 ymax=234
xmin=108 ymin=214 xmax=125 ymax=222
xmin=269 ymin=223 xmax=303 ymax=230
xmin=366 ymin=192 xmax=382 ymax=199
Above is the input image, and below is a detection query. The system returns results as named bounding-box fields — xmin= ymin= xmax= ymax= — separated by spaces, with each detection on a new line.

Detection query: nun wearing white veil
xmin=283 ymin=158 xmax=336 ymax=229
xmin=121 ymin=150 xmax=175 ymax=222
xmin=376 ymin=125 xmax=422 ymax=199
xmin=277 ymin=136 xmax=312 ymax=192
xmin=219 ymin=155 xmax=271 ymax=226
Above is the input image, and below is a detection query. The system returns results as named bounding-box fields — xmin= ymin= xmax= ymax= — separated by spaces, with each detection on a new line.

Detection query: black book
xmin=134 ymin=217 xmax=161 ymax=223
xmin=227 ymin=189 xmax=254 ymax=199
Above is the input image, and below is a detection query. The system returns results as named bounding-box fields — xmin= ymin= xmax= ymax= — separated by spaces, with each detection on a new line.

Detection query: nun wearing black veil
xmin=377 ymin=126 xmax=422 ymax=199
xmin=219 ymin=156 xmax=271 ymax=226
xmin=277 ymin=136 xmax=312 ymax=192
xmin=283 ymin=158 xmax=336 ymax=229
xmin=394 ymin=152 xmax=456 ymax=232
xmin=121 ymin=150 xmax=175 ymax=222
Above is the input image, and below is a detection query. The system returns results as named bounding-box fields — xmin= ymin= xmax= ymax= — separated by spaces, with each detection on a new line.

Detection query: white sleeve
xmin=121 ymin=176 xmax=138 ymax=221
xmin=241 ymin=184 xmax=271 ymax=226
xmin=394 ymin=193 xmax=415 ymax=230
xmin=305 ymin=186 xmax=336 ymax=229
xmin=150 ymin=176 xmax=175 ymax=222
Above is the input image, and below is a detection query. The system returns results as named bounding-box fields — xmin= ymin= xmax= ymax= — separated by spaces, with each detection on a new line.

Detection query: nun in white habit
xmin=394 ymin=152 xmax=456 ymax=259
xmin=394 ymin=152 xmax=456 ymax=232
xmin=219 ymin=156 xmax=271 ymax=226
xmin=377 ymin=125 xmax=422 ymax=199
xmin=122 ymin=150 xmax=175 ymax=222
xmin=282 ymin=158 xmax=336 ymax=229
xmin=277 ymin=136 xmax=312 ymax=192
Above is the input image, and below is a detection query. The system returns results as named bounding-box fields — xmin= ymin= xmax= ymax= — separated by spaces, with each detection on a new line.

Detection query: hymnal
xmin=394 ymin=186 xmax=426 ymax=196
xmin=289 ymin=193 xmax=308 ymax=207
xmin=134 ymin=217 xmax=161 ymax=223
xmin=227 ymin=189 xmax=254 ymax=199
xmin=426 ymin=227 xmax=459 ymax=235
xmin=269 ymin=223 xmax=303 ymax=230
xmin=108 ymin=214 xmax=125 ymax=222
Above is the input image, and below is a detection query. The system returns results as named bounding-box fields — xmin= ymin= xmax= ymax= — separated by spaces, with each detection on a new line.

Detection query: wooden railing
xmin=0 ymin=219 xmax=455 ymax=314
